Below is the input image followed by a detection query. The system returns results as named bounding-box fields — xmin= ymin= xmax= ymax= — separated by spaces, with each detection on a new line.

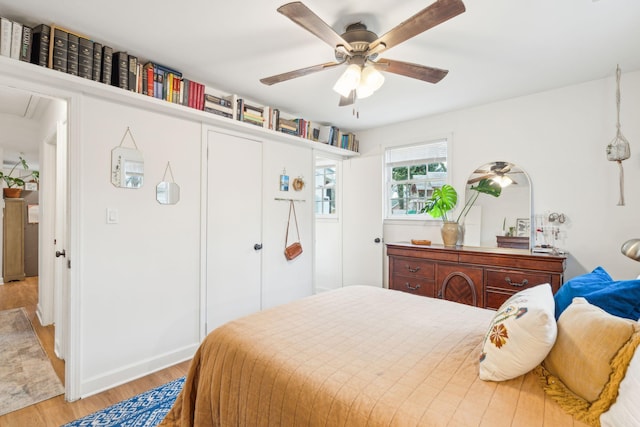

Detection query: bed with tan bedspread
xmin=160 ymin=286 xmax=588 ymax=427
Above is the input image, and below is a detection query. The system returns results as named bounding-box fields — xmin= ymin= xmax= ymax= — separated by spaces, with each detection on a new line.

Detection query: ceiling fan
xmin=260 ymin=0 xmax=466 ymax=106
xmin=467 ymin=161 xmax=520 ymax=186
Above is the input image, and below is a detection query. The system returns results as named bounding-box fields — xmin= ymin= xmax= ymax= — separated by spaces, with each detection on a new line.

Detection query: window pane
xmin=315 ymin=161 xmax=338 ymax=216
xmin=385 ymin=139 xmax=448 ymax=218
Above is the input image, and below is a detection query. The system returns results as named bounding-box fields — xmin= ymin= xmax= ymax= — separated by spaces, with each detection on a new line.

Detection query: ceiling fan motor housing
xmin=335 ymin=23 xmax=379 ymax=63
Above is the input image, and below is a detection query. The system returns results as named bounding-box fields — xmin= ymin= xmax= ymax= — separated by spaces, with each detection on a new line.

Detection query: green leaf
xmin=423 ymin=184 xmax=458 ymax=221
xmin=471 ymin=178 xmax=502 ymax=198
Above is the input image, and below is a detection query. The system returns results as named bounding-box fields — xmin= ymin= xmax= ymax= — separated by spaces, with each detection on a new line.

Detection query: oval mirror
xmin=156 ymin=181 xmax=180 ymax=205
xmin=462 ymin=161 xmax=531 ymax=249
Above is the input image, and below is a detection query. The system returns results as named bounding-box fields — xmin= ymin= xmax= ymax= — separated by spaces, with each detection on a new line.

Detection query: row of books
xmin=0 ymin=17 xmax=32 ymax=62
xmin=0 ymin=15 xmax=359 ymax=152
xmin=201 ymin=90 xmax=359 ymax=151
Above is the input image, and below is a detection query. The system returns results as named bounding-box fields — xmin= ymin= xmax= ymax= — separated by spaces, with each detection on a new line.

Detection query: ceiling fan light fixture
xmin=356 ymin=65 xmax=385 ymax=99
xmin=492 ymin=175 xmax=513 ymax=188
xmin=333 ymin=64 xmax=361 ymax=97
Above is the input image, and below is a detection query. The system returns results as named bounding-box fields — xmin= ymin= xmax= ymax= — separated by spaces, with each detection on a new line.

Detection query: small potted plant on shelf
xmin=422 ymin=179 xmax=502 ymax=247
xmin=0 ymin=156 xmax=36 ymax=198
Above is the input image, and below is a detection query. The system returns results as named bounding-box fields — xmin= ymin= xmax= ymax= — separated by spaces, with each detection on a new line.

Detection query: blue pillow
xmin=554 ymin=266 xmax=640 ymax=321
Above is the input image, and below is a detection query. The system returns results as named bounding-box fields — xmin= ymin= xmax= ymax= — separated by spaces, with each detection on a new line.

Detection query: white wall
xmin=77 ymin=96 xmax=202 ymax=395
xmin=261 ymin=142 xmax=314 ymax=308
xmin=357 ymin=70 xmax=640 ymax=281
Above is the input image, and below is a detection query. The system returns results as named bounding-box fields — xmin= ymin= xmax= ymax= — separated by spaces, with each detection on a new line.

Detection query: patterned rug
xmin=62 ymin=376 xmax=185 ymax=427
xmin=0 ymin=307 xmax=65 ymax=416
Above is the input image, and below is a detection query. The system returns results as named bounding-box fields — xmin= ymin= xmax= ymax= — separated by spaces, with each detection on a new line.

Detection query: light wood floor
xmin=0 ymin=277 xmax=190 ymax=427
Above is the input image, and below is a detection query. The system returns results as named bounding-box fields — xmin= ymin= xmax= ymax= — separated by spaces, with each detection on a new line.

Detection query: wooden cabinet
xmin=387 ymin=243 xmax=565 ymax=309
xmin=3 ymin=198 xmax=26 ymax=282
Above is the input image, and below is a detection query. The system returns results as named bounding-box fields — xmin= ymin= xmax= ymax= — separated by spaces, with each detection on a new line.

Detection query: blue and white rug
xmin=62 ymin=376 xmax=185 ymax=427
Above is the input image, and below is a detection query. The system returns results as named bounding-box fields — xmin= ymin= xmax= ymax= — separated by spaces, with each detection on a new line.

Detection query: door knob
xmin=374 ymin=238 xmax=381 ymax=243
xmin=55 ymin=249 xmax=66 ymax=258
xmin=254 ymin=243 xmax=263 ymax=251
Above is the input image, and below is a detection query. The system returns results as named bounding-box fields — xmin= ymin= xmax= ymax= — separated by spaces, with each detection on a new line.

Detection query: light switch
xmin=106 ymin=208 xmax=118 ymax=224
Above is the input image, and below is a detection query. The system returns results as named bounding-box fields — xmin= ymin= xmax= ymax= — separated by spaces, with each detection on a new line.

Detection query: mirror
xmin=156 ymin=181 xmax=180 ymax=205
xmin=462 ymin=161 xmax=531 ymax=249
xmin=111 ymin=147 xmax=144 ymax=188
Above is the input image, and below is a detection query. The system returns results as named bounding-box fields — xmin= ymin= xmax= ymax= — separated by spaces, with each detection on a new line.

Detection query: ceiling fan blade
xmin=367 ymin=0 xmax=466 ymax=55
xmin=467 ymin=174 xmax=494 ymax=184
xmin=278 ymin=2 xmax=354 ymax=53
xmin=375 ymin=59 xmax=448 ymax=83
xmin=260 ymin=62 xmax=342 ymax=85
xmin=338 ymin=90 xmax=356 ymax=107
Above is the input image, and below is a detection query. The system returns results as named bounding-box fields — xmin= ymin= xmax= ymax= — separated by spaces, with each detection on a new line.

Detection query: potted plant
xmin=422 ymin=178 xmax=502 ymax=247
xmin=0 ymin=156 xmax=35 ymax=198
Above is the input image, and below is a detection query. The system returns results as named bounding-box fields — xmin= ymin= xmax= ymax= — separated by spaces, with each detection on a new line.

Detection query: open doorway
xmin=0 ymin=85 xmax=68 ymax=395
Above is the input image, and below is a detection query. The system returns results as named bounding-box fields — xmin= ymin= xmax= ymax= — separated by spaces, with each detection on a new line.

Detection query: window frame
xmin=314 ymin=156 xmax=339 ymax=219
xmin=384 ymin=137 xmax=450 ymax=221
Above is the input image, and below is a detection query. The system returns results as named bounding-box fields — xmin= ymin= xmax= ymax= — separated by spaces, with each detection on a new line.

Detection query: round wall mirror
xmin=462 ymin=161 xmax=531 ymax=249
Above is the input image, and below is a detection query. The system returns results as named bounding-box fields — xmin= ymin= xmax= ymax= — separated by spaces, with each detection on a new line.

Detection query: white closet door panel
xmin=342 ymin=155 xmax=384 ymax=287
xmin=206 ymin=130 xmax=262 ymax=332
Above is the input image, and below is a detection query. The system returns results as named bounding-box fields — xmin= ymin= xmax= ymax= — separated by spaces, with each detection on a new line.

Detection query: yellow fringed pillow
xmin=540 ymin=297 xmax=640 ymax=426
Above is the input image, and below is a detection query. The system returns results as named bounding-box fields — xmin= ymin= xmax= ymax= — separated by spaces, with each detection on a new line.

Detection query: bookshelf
xmin=0 ymin=54 xmax=358 ymax=158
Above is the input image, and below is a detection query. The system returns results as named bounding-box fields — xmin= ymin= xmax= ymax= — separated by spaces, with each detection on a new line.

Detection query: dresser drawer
xmin=390 ymin=274 xmax=436 ymax=298
xmin=485 ymin=269 xmax=552 ymax=292
xmin=485 ymin=290 xmax=515 ymax=310
xmin=390 ymin=257 xmax=435 ymax=279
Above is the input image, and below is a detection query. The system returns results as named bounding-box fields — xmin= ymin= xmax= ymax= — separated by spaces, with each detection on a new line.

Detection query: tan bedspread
xmin=160 ymin=286 xmax=588 ymax=427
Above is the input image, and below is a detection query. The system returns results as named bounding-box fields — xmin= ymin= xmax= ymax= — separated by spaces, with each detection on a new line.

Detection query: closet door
xmin=342 ymin=155 xmax=384 ymax=287
xmin=206 ymin=130 xmax=262 ymax=333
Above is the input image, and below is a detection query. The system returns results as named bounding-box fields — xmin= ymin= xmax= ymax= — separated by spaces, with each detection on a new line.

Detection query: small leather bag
xmin=284 ymin=200 xmax=303 ymax=260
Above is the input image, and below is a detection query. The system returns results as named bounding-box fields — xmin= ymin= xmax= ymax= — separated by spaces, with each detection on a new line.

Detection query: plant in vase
xmin=421 ymin=184 xmax=459 ymax=246
xmin=0 ymin=156 xmax=37 ymax=198
xmin=422 ymin=179 xmax=502 ymax=247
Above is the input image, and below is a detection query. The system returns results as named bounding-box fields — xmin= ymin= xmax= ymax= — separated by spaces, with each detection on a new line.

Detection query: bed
xmin=159 ymin=285 xmax=634 ymax=427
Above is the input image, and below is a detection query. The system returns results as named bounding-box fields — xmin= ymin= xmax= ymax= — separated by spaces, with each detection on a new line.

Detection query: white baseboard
xmin=78 ymin=343 xmax=198 ymax=398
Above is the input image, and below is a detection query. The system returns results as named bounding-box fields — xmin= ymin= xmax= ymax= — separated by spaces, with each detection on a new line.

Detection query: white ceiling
xmin=0 ymin=0 xmax=639 ymax=135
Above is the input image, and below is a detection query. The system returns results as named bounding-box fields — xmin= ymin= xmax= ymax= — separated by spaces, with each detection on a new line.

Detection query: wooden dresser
xmin=386 ymin=242 xmax=565 ymax=310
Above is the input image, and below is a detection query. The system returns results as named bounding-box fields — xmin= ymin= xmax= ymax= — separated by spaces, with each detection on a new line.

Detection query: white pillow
xmin=600 ymin=343 xmax=640 ymax=426
xmin=479 ymin=283 xmax=557 ymax=381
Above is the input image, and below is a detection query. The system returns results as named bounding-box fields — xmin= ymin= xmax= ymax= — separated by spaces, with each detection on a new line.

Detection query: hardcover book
xmin=204 ymin=93 xmax=232 ymax=108
xmin=111 ymin=51 xmax=128 ymax=89
xmin=78 ymin=37 xmax=93 ymax=79
xmin=0 ymin=17 xmax=12 ymax=57
xmin=127 ymin=55 xmax=137 ymax=92
xmin=203 ymin=107 xmax=233 ymax=119
xmin=66 ymin=33 xmax=78 ymax=75
xmin=30 ymin=24 xmax=50 ymax=66
xmin=50 ymin=26 xmax=69 ymax=72
xmin=143 ymin=62 xmax=154 ymax=97
xmin=19 ymin=25 xmax=32 ymax=62
xmin=101 ymin=45 xmax=113 ymax=85
xmin=92 ymin=41 xmax=102 ymax=81
xmin=10 ymin=21 xmax=22 ymax=59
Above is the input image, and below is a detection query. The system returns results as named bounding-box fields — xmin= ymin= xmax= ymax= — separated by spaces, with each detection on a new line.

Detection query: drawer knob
xmin=406 ymin=265 xmax=421 ymax=273
xmin=505 ymin=277 xmax=528 ymax=287
xmin=404 ymin=282 xmax=421 ymax=291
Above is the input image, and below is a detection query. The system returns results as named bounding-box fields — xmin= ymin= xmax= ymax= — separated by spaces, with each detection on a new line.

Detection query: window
xmin=385 ymin=139 xmax=448 ymax=218
xmin=315 ymin=159 xmax=337 ymax=216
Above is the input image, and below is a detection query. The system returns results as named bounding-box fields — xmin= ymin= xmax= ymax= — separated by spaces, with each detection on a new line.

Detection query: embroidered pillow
xmin=540 ymin=298 xmax=640 ymax=426
xmin=479 ymin=283 xmax=557 ymax=381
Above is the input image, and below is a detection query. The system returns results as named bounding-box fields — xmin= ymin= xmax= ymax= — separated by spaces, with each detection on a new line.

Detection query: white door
xmin=54 ymin=119 xmax=68 ymax=358
xmin=206 ymin=129 xmax=262 ymax=333
xmin=342 ymin=154 xmax=384 ymax=287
